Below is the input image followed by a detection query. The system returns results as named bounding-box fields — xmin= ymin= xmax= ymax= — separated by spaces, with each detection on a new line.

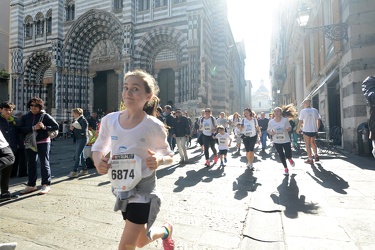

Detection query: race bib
xmin=219 ymin=137 xmax=227 ymax=146
xmin=109 ymin=154 xmax=142 ymax=195
xmin=245 ymin=124 xmax=253 ymax=136
xmin=203 ymin=123 xmax=211 ymax=133
xmin=275 ymin=127 xmax=285 ymax=141
xmin=275 ymin=133 xmax=285 ymax=141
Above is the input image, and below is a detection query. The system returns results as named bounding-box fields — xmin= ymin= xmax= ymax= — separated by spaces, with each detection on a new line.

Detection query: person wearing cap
xmin=199 ymin=108 xmax=218 ymax=167
xmin=213 ymin=125 xmax=232 ymax=167
xmin=173 ymin=109 xmax=190 ymax=164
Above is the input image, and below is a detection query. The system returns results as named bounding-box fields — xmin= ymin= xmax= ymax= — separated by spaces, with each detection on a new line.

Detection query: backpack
xmin=318 ymin=119 xmax=324 ymax=132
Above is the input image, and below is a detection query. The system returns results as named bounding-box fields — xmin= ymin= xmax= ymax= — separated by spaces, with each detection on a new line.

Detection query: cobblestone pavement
xmin=1 ymin=137 xmax=375 ymax=250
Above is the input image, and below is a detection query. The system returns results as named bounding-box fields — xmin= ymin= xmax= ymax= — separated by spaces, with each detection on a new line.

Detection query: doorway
xmin=327 ymin=77 xmax=341 ymax=128
xmin=158 ymin=68 xmax=175 ymax=107
xmin=93 ymin=70 xmax=118 ymax=114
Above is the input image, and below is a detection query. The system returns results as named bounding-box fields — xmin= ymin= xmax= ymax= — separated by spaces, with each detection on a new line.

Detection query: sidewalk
xmin=1 ymin=138 xmax=375 ymax=249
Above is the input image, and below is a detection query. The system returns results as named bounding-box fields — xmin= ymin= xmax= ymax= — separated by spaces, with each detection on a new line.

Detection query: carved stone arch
xmin=24 ymin=15 xmax=33 ymax=23
xmin=65 ymin=0 xmax=75 ymax=7
xmin=136 ymin=26 xmax=188 ymax=70
xmin=46 ymin=9 xmax=52 ymax=18
xmin=62 ymin=9 xmax=123 ymax=70
xmin=24 ymin=50 xmax=52 ymax=84
xmin=35 ymin=12 xmax=44 ymax=20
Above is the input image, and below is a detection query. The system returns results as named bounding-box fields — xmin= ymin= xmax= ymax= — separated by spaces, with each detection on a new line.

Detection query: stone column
xmin=88 ymin=72 xmax=96 ymax=113
xmin=295 ymin=57 xmax=304 ymax=109
xmin=115 ymin=69 xmax=124 ymax=110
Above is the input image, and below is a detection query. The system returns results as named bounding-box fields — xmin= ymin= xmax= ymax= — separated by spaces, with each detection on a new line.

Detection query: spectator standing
xmin=12 ymin=111 xmax=27 ymax=177
xmin=258 ymin=112 xmax=269 ymax=152
xmin=173 ymin=109 xmax=191 ymax=163
xmin=163 ymin=105 xmax=174 ymax=150
xmin=19 ymin=97 xmax=59 ymax=195
xmin=92 ymin=69 xmax=174 ymax=250
xmin=87 ymin=112 xmax=99 ymax=131
xmin=67 ymin=108 xmax=89 ymax=178
xmin=156 ymin=106 xmax=166 ymax=123
xmin=0 ymin=103 xmax=19 ymax=179
xmin=296 ymin=99 xmax=321 ymax=164
xmin=0 ymin=103 xmax=18 ymax=201
xmin=362 ymin=75 xmax=375 ymax=157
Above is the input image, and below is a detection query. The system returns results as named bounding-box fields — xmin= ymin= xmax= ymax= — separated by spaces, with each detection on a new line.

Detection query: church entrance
xmin=93 ymin=70 xmax=118 ymax=115
xmin=158 ymin=68 xmax=175 ymax=107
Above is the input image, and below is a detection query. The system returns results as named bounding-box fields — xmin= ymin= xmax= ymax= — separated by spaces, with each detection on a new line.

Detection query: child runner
xmin=214 ymin=125 xmax=232 ymax=166
xmin=92 ymin=70 xmax=175 ymax=250
xmin=267 ymin=107 xmax=296 ymax=175
xmin=233 ymin=122 xmax=243 ymax=156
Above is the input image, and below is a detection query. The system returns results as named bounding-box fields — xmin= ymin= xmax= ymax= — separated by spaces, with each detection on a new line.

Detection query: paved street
xmin=1 ymin=136 xmax=375 ymax=250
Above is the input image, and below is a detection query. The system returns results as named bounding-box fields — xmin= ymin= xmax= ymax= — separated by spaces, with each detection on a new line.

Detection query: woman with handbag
xmin=19 ymin=97 xmax=59 ymax=195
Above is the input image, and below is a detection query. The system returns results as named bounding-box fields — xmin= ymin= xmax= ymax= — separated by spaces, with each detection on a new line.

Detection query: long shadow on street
xmin=270 ymin=174 xmax=320 ymax=219
xmin=307 ymin=163 xmax=349 ymax=194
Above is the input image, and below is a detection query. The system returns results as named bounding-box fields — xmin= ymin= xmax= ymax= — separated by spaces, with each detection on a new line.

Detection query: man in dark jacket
xmin=0 ymin=102 xmax=18 ymax=200
xmin=164 ymin=105 xmax=175 ymax=150
xmin=173 ymin=109 xmax=191 ymax=163
xmin=362 ymin=76 xmax=375 ymax=158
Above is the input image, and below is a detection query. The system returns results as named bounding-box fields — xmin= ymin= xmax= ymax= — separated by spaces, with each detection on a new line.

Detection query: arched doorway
xmin=93 ymin=70 xmax=118 ymax=114
xmin=158 ymin=68 xmax=175 ymax=107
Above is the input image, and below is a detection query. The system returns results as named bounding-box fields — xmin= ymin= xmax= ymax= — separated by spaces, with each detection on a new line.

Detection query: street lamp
xmin=297 ymin=2 xmax=348 ymax=41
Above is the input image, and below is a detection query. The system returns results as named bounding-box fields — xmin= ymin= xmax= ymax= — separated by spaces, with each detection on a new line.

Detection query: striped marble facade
xmin=10 ymin=0 xmax=246 ymax=120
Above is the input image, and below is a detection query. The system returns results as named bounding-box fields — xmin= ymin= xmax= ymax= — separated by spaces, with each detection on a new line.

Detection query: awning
xmin=301 ymin=69 xmax=338 ymax=106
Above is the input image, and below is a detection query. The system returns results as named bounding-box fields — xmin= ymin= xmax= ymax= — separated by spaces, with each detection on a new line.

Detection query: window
xmin=24 ymin=16 xmax=33 ymax=40
xmin=323 ymin=0 xmax=334 ymax=60
xmin=114 ymin=0 xmax=123 ymax=9
xmin=35 ymin=13 xmax=44 ymax=37
xmin=259 ymin=102 xmax=262 ymax=108
xmin=309 ymin=35 xmax=315 ymax=79
xmin=138 ymin=0 xmax=150 ymax=11
xmin=173 ymin=0 xmax=186 ymax=3
xmin=155 ymin=0 xmax=167 ymax=7
xmin=46 ymin=10 xmax=52 ymax=35
xmin=66 ymin=3 xmax=75 ymax=21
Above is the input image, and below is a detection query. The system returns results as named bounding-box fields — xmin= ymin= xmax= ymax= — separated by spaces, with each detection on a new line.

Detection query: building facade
xmin=270 ymin=0 xmax=375 ymax=154
xmin=251 ymin=80 xmax=272 ymax=115
xmin=0 ymin=0 xmax=11 ymax=102
xmin=9 ymin=0 xmax=246 ymax=120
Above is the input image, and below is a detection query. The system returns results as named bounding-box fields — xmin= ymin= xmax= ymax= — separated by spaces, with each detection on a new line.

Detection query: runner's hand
xmin=94 ymin=156 xmax=110 ymax=175
xmin=146 ymin=149 xmax=161 ymax=170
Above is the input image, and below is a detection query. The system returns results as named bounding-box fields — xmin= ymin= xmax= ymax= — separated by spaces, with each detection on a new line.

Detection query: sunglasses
xmin=30 ymin=104 xmax=38 ymax=107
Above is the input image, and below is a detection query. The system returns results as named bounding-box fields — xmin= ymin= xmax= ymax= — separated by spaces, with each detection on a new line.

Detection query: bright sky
xmin=227 ymin=0 xmax=277 ymax=90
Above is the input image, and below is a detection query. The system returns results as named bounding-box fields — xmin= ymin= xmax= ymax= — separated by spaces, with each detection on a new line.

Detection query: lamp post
xmin=297 ymin=2 xmax=348 ymax=41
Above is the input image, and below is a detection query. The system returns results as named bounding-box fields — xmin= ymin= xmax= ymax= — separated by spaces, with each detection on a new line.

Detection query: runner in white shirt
xmin=92 ymin=70 xmax=175 ymax=250
xmin=241 ymin=108 xmax=259 ymax=170
xmin=267 ymin=107 xmax=296 ymax=175
xmin=296 ymin=99 xmax=321 ymax=164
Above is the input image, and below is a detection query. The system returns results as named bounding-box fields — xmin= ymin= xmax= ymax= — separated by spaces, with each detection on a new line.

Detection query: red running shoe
xmin=162 ymin=222 xmax=175 ymax=250
xmin=213 ymin=155 xmax=218 ymax=163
